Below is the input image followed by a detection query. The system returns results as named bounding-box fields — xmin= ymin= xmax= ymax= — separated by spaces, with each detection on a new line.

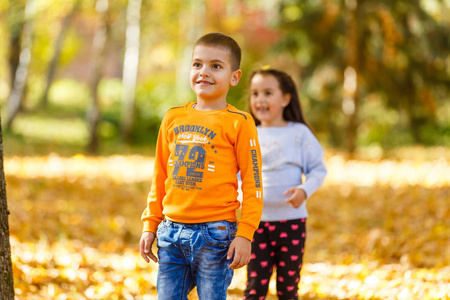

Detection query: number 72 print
xmin=173 ymin=144 xmax=206 ymax=178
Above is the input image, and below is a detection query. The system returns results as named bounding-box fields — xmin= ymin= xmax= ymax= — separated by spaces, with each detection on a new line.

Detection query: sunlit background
xmin=0 ymin=0 xmax=449 ymax=299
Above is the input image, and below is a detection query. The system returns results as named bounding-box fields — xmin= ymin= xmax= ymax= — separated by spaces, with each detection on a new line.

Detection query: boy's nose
xmin=199 ymin=66 xmax=209 ymax=77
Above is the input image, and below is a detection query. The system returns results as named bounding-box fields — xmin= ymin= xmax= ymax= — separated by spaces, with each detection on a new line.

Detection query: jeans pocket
xmin=202 ymin=221 xmax=235 ymax=247
xmin=156 ymin=220 xmax=174 ymax=249
xmin=156 ymin=220 xmax=170 ymax=237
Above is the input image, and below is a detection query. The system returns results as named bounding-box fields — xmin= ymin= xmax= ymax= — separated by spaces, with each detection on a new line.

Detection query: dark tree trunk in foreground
xmin=0 ymin=112 xmax=15 ymax=299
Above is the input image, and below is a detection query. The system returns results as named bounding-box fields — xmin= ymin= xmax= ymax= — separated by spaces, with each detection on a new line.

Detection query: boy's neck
xmin=194 ymin=99 xmax=228 ymax=111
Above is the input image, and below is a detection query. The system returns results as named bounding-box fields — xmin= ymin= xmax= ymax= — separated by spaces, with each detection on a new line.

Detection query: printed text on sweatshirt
xmin=141 ymin=102 xmax=263 ymax=241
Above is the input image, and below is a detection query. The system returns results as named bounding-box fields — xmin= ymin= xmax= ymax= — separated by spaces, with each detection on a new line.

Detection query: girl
xmin=243 ymin=69 xmax=327 ymax=299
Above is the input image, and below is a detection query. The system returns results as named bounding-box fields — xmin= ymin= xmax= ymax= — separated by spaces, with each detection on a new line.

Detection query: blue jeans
xmin=156 ymin=220 xmax=237 ymax=299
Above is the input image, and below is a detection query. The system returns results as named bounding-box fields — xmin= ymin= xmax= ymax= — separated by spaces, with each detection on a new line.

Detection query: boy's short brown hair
xmin=195 ymin=32 xmax=241 ymax=71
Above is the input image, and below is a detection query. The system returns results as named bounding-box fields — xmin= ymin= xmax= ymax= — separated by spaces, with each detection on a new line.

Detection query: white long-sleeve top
xmin=257 ymin=122 xmax=327 ymax=221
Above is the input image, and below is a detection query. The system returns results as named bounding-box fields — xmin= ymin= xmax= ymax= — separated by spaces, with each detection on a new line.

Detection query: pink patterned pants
xmin=244 ymin=218 xmax=306 ymax=300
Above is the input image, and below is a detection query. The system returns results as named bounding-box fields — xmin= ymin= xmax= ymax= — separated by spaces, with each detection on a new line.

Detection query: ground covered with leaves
xmin=5 ymin=151 xmax=450 ymax=299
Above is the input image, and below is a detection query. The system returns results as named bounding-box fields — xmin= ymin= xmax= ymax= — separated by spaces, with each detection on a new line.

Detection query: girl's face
xmin=250 ymin=74 xmax=291 ymax=127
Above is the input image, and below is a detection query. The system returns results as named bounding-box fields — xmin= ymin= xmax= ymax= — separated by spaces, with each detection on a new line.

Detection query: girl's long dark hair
xmin=249 ymin=68 xmax=310 ymax=128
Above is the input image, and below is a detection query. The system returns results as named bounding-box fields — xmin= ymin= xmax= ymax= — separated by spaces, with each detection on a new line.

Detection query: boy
xmin=139 ymin=32 xmax=263 ymax=299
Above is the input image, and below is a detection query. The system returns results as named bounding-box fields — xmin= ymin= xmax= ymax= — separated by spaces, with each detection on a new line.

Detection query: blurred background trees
xmin=0 ymin=0 xmax=449 ymax=155
xmin=1 ymin=1 xmax=449 ymax=298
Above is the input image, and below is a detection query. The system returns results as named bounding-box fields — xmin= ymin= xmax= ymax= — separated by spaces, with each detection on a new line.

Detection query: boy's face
xmin=190 ymin=45 xmax=241 ymax=103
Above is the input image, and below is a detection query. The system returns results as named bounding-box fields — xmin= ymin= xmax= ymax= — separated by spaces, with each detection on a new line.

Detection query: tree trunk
xmin=40 ymin=0 xmax=80 ymax=108
xmin=8 ymin=0 xmax=26 ymax=92
xmin=120 ymin=0 xmax=142 ymax=141
xmin=0 ymin=111 xmax=15 ymax=299
xmin=344 ymin=0 xmax=362 ymax=156
xmin=176 ymin=0 xmax=205 ymax=101
xmin=87 ymin=0 xmax=110 ymax=154
xmin=6 ymin=0 xmax=35 ymax=129
xmin=8 ymin=32 xmax=21 ymax=89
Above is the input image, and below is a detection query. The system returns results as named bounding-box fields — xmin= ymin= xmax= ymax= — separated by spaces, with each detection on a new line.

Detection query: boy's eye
xmin=192 ymin=62 xmax=201 ymax=68
xmin=212 ymin=64 xmax=222 ymax=69
xmin=252 ymin=92 xmax=258 ymax=97
xmin=265 ymin=92 xmax=272 ymax=96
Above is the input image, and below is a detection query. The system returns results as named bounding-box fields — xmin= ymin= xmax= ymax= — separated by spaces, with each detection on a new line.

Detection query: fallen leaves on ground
xmin=10 ymin=236 xmax=450 ymax=300
xmin=5 ymin=153 xmax=450 ymax=299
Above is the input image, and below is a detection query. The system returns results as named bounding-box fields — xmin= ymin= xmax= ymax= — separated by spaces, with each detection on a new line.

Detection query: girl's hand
xmin=284 ymin=187 xmax=307 ymax=208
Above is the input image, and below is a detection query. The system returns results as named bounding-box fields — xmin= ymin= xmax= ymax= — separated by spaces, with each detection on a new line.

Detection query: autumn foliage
xmin=5 ymin=152 xmax=450 ymax=299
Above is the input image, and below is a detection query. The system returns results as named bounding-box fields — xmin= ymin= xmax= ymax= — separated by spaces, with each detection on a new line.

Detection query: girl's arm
xmin=298 ymin=127 xmax=327 ymax=198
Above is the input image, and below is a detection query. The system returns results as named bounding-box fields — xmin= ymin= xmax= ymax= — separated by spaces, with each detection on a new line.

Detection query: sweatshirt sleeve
xmin=297 ymin=127 xmax=327 ymax=198
xmin=235 ymin=116 xmax=263 ymax=241
xmin=141 ymin=115 xmax=170 ymax=233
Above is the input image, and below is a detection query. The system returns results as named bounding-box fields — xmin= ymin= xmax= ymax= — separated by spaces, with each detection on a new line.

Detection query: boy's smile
xmin=190 ymin=45 xmax=241 ymax=109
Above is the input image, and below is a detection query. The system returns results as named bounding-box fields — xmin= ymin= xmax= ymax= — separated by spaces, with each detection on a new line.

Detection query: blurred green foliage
xmin=0 ymin=0 xmax=449 ymax=156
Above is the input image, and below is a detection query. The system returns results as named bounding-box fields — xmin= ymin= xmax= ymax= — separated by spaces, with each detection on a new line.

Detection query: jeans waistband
xmin=166 ymin=220 xmax=236 ymax=228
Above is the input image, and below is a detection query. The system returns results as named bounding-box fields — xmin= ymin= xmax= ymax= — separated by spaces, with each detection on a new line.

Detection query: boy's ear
xmin=230 ymin=69 xmax=242 ymax=87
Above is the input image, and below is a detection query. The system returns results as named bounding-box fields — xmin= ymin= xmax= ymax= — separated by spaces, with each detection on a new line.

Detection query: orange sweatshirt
xmin=141 ymin=102 xmax=263 ymax=241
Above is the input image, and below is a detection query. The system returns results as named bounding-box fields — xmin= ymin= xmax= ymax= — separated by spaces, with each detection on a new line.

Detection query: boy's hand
xmin=227 ymin=236 xmax=251 ymax=269
xmin=139 ymin=231 xmax=158 ymax=263
xmin=284 ymin=187 xmax=307 ymax=208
